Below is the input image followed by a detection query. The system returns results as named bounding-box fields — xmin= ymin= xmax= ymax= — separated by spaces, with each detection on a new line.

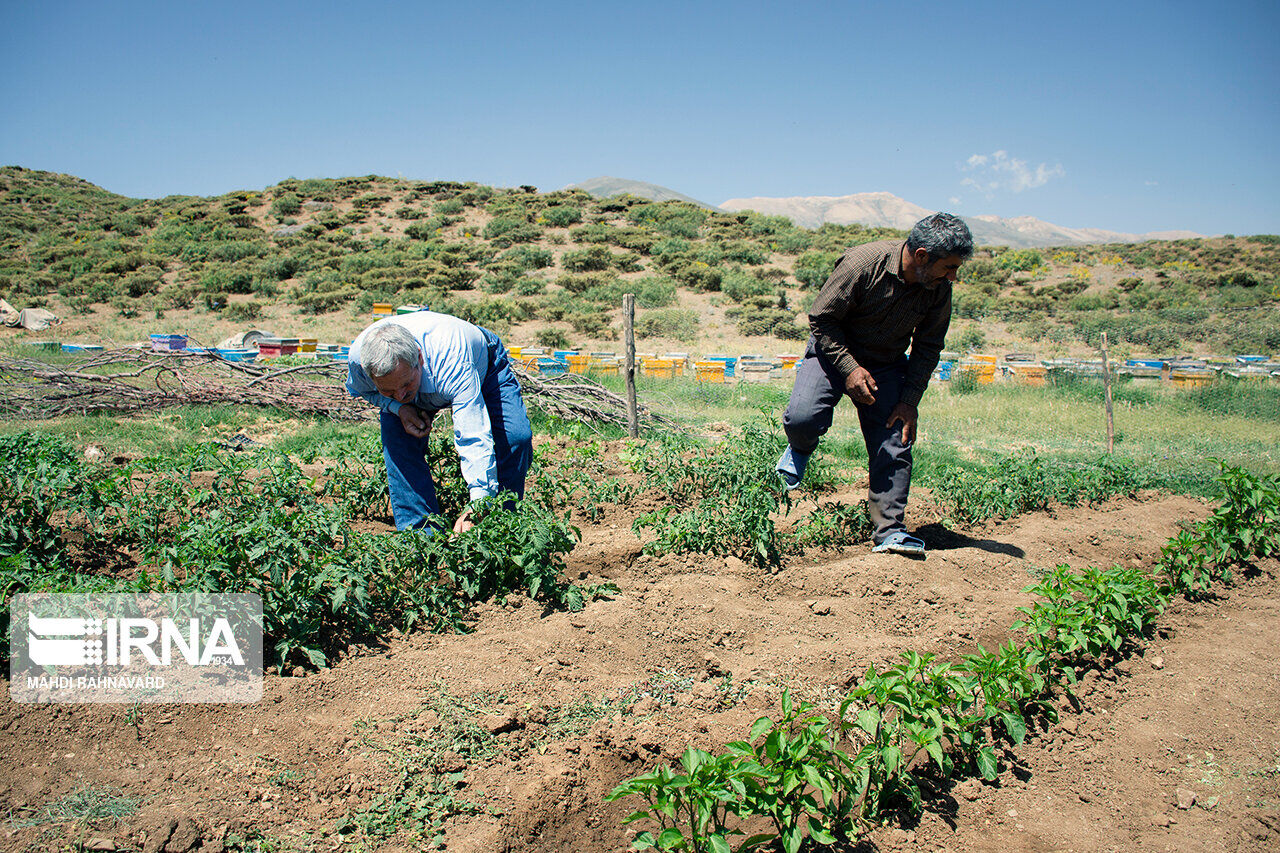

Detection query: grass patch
xmin=1183 ymin=377 xmax=1280 ymax=422
xmin=8 ymin=785 xmax=141 ymax=828
xmin=0 ymin=405 xmax=348 ymax=458
xmin=342 ymin=684 xmax=501 ymax=843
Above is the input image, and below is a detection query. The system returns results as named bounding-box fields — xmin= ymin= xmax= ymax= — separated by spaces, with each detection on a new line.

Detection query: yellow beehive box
xmin=958 ymin=360 xmax=997 ymax=384
xmin=372 ymin=302 xmax=394 ymax=317
xmin=566 ymin=355 xmax=590 ymax=374
xmin=1171 ymin=369 xmax=1213 ymax=388
xmin=642 ymin=357 xmax=677 ymax=378
xmin=1008 ymin=363 xmax=1047 ymax=386
xmin=694 ymin=361 xmax=726 ymax=383
xmin=589 ymin=361 xmax=620 ymax=376
xmin=299 ymin=338 xmax=317 ymax=353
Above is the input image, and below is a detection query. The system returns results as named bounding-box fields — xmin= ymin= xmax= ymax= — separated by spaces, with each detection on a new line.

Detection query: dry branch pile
xmin=0 ymin=348 xmax=676 ymax=431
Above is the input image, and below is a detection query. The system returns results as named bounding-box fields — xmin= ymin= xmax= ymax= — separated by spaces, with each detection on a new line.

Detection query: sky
xmin=2 ymin=0 xmax=1277 ymax=236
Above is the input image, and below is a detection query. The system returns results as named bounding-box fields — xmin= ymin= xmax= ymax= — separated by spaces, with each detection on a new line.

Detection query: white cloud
xmin=960 ymin=150 xmax=1064 ymax=196
xmin=949 ymin=196 xmax=962 ymax=206
xmin=1145 ymin=180 xmax=1159 ymax=187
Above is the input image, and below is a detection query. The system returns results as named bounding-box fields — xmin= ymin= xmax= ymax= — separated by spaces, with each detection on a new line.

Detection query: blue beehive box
xmin=538 ymin=357 xmax=567 ymax=376
xmin=706 ymin=355 xmax=737 ymax=377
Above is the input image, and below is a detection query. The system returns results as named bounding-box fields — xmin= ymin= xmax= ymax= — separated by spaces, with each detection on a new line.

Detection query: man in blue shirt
xmin=345 ymin=311 xmax=533 ymax=533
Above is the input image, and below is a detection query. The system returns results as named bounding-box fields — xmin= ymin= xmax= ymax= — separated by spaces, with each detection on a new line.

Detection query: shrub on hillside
xmin=435 ymin=296 xmax=526 ymax=334
xmin=567 ymin=312 xmax=617 ymax=339
xmin=569 ymin=223 xmax=613 ymax=244
xmin=556 ymin=272 xmax=616 ymax=294
xmin=718 ymin=239 xmax=769 ymax=265
xmin=996 ymin=249 xmax=1044 ymax=272
xmin=636 ymin=308 xmax=699 ymax=342
xmin=123 ymin=271 xmax=161 ymax=298
xmin=721 ymin=270 xmax=778 ymax=302
xmin=608 ymin=228 xmax=657 ymax=254
xmin=294 ymin=277 xmax=359 ymax=314
xmin=664 ymin=260 xmax=722 ymax=292
xmin=959 ymin=258 xmax=1010 ymax=286
xmin=259 ymin=255 xmax=303 ymax=281
xmin=729 ymin=303 xmax=804 ymax=339
xmin=224 ymin=301 xmax=264 ymax=322
xmin=536 ymin=329 xmax=571 ymax=349
xmin=794 ymin=250 xmax=840 ymax=287
xmin=561 ymin=247 xmax=613 ymax=272
xmin=499 ymin=245 xmax=553 ymax=271
xmin=483 ymin=218 xmax=540 ymax=247
xmin=514 ymin=276 xmax=546 ymax=296
xmin=540 ymin=205 xmax=582 ymax=228
xmin=621 ymin=276 xmax=676 ymax=308
xmin=271 ymin=194 xmax=302 ymax=217
xmin=612 ymin=251 xmax=644 ymax=273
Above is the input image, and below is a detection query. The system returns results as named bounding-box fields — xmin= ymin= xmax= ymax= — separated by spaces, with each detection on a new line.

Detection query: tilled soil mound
xmin=4 ymin=490 xmax=1278 ymax=853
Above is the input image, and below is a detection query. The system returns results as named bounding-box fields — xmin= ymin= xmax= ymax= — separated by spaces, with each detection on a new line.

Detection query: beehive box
xmin=150 ymin=334 xmax=188 ymax=351
xmin=694 ymin=361 xmax=726 ymax=383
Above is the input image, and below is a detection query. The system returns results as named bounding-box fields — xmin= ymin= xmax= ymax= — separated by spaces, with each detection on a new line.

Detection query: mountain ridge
xmin=564 ymin=176 xmax=1202 ymax=248
xmin=719 ymin=191 xmax=1203 ymax=249
xmin=562 ymin=176 xmax=715 ymax=209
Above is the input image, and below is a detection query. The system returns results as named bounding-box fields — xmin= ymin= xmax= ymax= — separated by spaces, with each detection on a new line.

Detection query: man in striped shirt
xmin=777 ymin=213 xmax=973 ymax=556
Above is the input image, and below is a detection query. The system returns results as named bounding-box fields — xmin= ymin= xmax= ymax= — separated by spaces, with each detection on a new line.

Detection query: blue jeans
xmin=782 ymin=345 xmax=912 ymax=544
xmin=380 ymin=331 xmax=533 ymax=530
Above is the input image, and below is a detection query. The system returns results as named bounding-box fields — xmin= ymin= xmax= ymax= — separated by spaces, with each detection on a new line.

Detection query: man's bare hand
xmin=885 ymin=402 xmax=918 ymax=446
xmin=453 ymin=506 xmax=474 ymax=535
xmin=397 ymin=404 xmax=433 ymax=439
xmin=844 ymin=366 xmax=878 ymax=405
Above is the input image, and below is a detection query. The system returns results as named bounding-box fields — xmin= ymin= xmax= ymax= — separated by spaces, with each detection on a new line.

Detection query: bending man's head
xmin=906 ymin=213 xmax=974 ymax=263
xmin=361 ymin=323 xmax=423 ymax=404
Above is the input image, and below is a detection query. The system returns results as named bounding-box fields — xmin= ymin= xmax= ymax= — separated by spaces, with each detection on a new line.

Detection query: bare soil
xmin=4 ymin=488 xmax=1279 ymax=853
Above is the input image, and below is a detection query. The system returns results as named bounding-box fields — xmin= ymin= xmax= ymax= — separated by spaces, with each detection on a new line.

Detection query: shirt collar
xmin=889 ymin=240 xmax=907 ymax=280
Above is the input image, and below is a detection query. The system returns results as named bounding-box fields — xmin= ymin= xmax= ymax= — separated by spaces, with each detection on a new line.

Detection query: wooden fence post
xmin=1101 ymin=331 xmax=1115 ymax=453
xmin=623 ymin=294 xmax=638 ymax=438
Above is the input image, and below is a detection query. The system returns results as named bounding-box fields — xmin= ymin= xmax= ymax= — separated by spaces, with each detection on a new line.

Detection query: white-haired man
xmin=345 ymin=311 xmax=532 ymax=533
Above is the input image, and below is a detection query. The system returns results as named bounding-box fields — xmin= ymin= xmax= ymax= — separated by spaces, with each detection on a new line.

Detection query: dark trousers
xmin=379 ymin=330 xmax=533 ymax=531
xmin=782 ymin=348 xmax=912 ymax=543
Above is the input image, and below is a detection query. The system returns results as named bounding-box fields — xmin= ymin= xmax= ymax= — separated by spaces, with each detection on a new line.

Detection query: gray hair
xmin=360 ymin=322 xmax=421 ymax=378
xmin=907 ymin=213 xmax=974 ymax=261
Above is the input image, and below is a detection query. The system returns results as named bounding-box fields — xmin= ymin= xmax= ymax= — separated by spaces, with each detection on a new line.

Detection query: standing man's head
xmin=903 ymin=213 xmax=974 ymax=287
xmin=361 ymin=323 xmax=423 ymax=404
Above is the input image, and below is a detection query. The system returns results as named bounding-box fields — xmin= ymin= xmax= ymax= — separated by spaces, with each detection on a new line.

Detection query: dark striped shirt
xmin=807 ymin=239 xmax=951 ymax=407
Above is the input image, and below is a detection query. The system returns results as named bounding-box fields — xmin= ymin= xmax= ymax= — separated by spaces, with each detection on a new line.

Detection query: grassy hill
xmin=1 ymin=167 xmax=1277 ymax=360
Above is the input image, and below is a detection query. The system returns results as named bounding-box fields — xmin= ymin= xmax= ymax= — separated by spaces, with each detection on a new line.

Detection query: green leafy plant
xmin=1012 ymin=564 xmax=1165 ymax=684
xmin=607 ymin=747 xmax=758 ymax=853
xmin=728 ymin=691 xmax=858 ymax=852
xmin=784 ymin=500 xmax=872 ymax=550
xmin=842 ymin=651 xmax=974 ymax=818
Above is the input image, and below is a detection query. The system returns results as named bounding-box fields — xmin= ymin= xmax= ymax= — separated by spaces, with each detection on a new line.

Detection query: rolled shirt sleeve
xmin=430 ymin=324 xmax=499 ymax=501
